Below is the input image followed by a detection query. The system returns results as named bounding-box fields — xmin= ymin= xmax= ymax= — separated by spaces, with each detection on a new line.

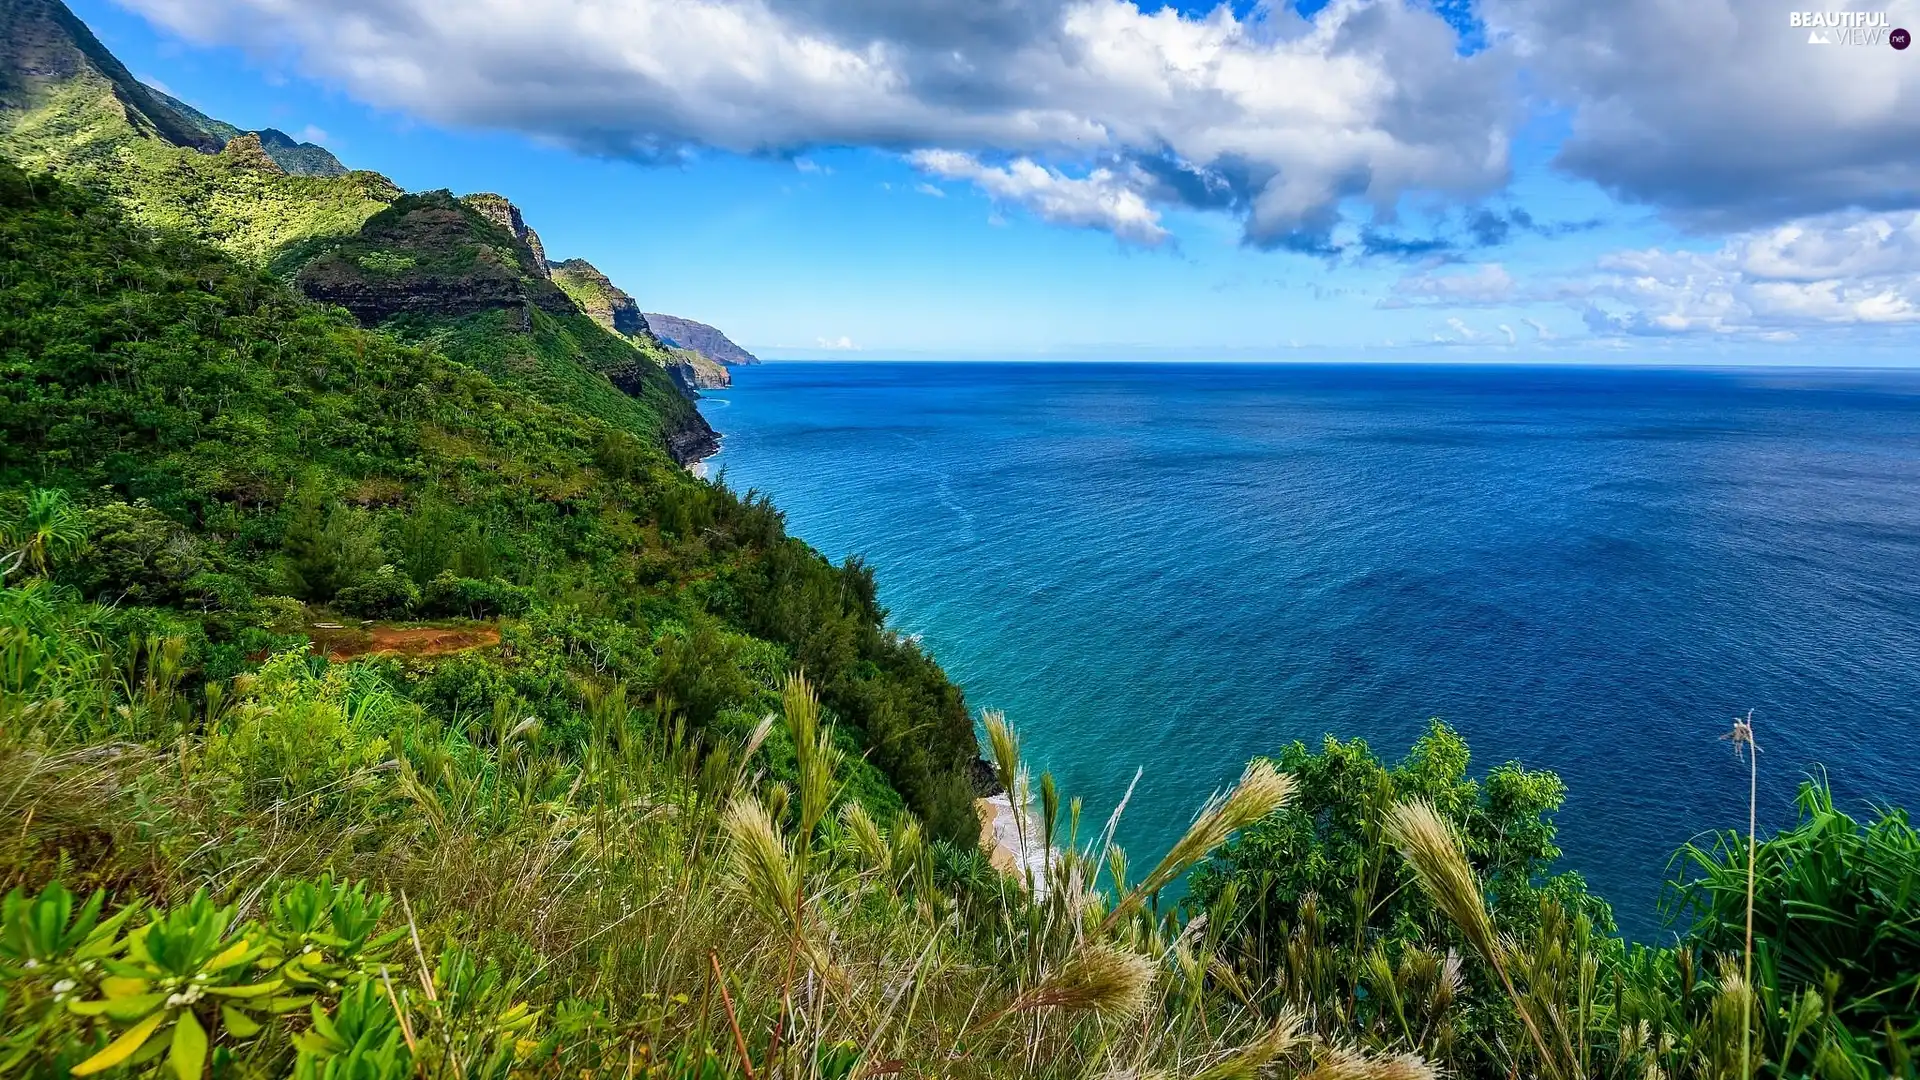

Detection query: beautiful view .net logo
xmin=1790 ymin=11 xmax=1910 ymax=47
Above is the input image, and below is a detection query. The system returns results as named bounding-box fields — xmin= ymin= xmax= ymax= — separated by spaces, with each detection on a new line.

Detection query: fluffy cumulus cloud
xmin=1574 ymin=212 xmax=1920 ymax=335
xmin=120 ymin=0 xmax=1513 ymax=248
xmin=118 ymin=0 xmax=1920 ymax=281
xmin=1481 ymin=0 xmax=1920 ymax=227
xmin=910 ymin=150 xmax=1170 ymax=246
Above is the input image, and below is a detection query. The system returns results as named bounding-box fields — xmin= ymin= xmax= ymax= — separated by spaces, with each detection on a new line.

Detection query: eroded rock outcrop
xmin=461 ymin=193 xmax=550 ymax=279
xmin=549 ymin=258 xmax=651 ymax=338
xmin=220 ymin=132 xmax=284 ymax=174
xmin=294 ymin=191 xmax=576 ymax=326
xmin=667 ymin=349 xmax=732 ymax=392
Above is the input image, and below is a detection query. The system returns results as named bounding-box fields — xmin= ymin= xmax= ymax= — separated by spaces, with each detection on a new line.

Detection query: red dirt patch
xmin=315 ymin=623 xmax=501 ymax=662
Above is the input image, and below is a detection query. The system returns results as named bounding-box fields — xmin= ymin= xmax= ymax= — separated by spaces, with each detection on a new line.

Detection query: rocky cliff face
xmin=664 ymin=411 xmax=721 ymax=465
xmin=461 ymin=193 xmax=550 ymax=279
xmin=294 ymin=191 xmax=576 ymax=326
xmin=549 ymin=258 xmax=651 ymax=338
xmin=644 ymin=313 xmax=761 ymax=366
xmin=667 ymin=348 xmax=732 ymax=393
xmin=0 ymin=0 xmax=220 ymax=152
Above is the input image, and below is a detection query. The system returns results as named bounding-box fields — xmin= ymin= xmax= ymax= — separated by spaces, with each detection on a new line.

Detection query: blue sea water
xmin=699 ymin=362 xmax=1920 ymax=939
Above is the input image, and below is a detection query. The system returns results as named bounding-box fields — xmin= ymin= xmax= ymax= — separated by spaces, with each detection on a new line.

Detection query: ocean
xmin=698 ymin=362 xmax=1920 ymax=939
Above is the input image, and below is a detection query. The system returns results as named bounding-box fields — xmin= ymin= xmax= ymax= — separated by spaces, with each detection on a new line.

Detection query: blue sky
xmin=76 ymin=0 xmax=1920 ymax=362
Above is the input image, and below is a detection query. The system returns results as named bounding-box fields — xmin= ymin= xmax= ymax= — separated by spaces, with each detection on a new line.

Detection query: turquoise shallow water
xmin=699 ymin=362 xmax=1920 ymax=938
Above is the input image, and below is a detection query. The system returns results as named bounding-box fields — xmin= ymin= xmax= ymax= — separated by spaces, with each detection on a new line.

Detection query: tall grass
xmin=3 ymin=607 xmax=1424 ymax=1078
xmin=7 ymin=591 xmax=1918 ymax=1078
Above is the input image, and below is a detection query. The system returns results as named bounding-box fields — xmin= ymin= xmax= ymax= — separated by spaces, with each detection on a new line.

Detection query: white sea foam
xmin=983 ymin=790 xmax=1052 ymax=898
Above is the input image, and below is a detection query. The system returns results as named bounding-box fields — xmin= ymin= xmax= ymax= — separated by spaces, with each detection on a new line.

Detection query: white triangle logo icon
xmin=1808 ymin=28 xmax=1831 ymax=43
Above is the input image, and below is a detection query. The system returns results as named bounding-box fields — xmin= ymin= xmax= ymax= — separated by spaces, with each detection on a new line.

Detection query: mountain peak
xmin=1 ymin=0 xmax=220 ymax=152
xmin=461 ymin=192 xmax=549 ymax=279
xmin=293 ymin=190 xmax=574 ymax=326
xmin=1 ymin=0 xmax=349 ymax=176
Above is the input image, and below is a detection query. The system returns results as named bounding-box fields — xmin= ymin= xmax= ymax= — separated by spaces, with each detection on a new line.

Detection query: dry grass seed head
xmin=1011 ymin=943 xmax=1156 ymax=1025
xmin=723 ymin=795 xmax=797 ymax=922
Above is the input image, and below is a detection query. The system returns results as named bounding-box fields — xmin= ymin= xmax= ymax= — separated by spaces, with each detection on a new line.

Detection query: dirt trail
xmin=314 ymin=623 xmax=501 ymax=662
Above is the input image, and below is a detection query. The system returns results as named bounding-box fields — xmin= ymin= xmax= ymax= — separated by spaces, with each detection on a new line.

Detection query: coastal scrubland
xmin=5 ymin=157 xmax=1917 ymax=1080
xmin=3 ymin=1 xmax=1917 ymax=1070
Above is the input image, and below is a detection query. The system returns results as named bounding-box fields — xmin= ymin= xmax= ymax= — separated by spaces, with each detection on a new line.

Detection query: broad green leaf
xmin=220 ymin=1006 xmax=263 ymax=1038
xmin=70 ymin=1010 xmax=165 ymax=1075
xmin=205 ymin=940 xmax=253 ymax=971
xmin=205 ymin=979 xmax=284 ymax=999
xmin=100 ymin=976 xmax=151 ymax=999
xmin=169 ymin=1010 xmax=207 ymax=1080
xmin=69 ymin=992 xmax=165 ymax=1019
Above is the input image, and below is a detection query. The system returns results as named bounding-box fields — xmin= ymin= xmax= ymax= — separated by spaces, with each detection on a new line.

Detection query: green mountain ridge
xmin=1 ymin=0 xmax=394 ymax=262
xmin=146 ymin=86 xmax=349 ymax=177
xmin=0 ymin=0 xmax=347 ymax=179
xmin=0 ymin=0 xmax=220 ymax=153
xmin=551 ymin=257 xmax=732 ymax=392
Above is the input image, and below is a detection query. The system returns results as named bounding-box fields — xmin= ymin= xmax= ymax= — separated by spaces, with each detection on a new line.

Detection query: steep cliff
xmin=286 ymin=192 xmax=718 ymax=464
xmin=0 ymin=0 xmax=392 ymax=263
xmin=550 ymin=258 xmax=651 ymax=337
xmin=0 ymin=0 xmax=220 ymax=153
xmin=551 ymin=257 xmax=732 ymax=394
xmin=292 ymin=191 xmax=575 ymax=324
xmin=462 ymin=192 xmax=551 ymax=278
xmin=668 ymin=347 xmax=733 ymax=392
xmin=645 ymin=312 xmax=761 ymax=366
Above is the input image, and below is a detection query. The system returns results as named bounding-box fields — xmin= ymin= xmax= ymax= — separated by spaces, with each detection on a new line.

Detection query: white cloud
xmin=1571 ymin=211 xmax=1920 ymax=335
xmin=816 ymin=335 xmax=860 ymax=349
xmin=118 ymin=0 xmax=1513 ymax=246
xmin=913 ymin=182 xmax=946 ymax=198
xmin=909 ymin=150 xmax=1168 ymax=246
xmin=1381 ymin=262 xmax=1514 ymax=306
xmin=1521 ymin=317 xmax=1556 ymax=341
xmin=1434 ymin=316 xmax=1483 ymax=344
xmin=294 ymin=124 xmax=331 ymax=145
xmin=794 ymin=157 xmax=828 ymax=174
xmin=1481 ymin=0 xmax=1920 ymax=226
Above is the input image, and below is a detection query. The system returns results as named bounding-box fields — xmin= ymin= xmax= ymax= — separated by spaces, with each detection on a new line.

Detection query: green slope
xmin=280 ymin=189 xmax=719 ymax=463
xmin=0 ymin=157 xmax=984 ymax=840
xmin=0 ymin=0 xmax=394 ymax=262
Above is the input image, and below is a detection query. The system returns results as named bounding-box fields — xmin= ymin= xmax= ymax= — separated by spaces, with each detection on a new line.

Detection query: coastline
xmin=976 ymin=792 xmax=1050 ymax=894
xmin=687 ymin=434 xmax=722 ymax=478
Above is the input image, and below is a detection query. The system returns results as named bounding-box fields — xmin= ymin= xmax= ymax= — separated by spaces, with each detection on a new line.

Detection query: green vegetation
xmin=3 ymin=10 xmax=1917 ymax=1072
xmin=270 ymin=190 xmax=712 ymax=461
xmin=0 ymin=159 xmax=980 ymax=840
xmin=2 ymin=73 xmax=396 ymax=263
xmin=1177 ymin=728 xmax=1919 ymax=1079
xmin=2 ymin=0 xmax=395 ymax=267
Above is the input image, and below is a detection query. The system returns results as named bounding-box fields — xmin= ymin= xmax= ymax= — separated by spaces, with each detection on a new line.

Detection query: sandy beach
xmin=975 ymin=793 xmax=1050 ymax=894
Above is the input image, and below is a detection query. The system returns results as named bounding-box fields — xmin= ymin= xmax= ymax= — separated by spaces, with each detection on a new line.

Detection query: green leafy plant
xmin=65 ymin=890 xmax=297 ymax=1078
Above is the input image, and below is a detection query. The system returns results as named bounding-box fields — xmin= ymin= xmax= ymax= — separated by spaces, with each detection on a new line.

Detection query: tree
xmin=1 ymin=488 xmax=87 ymax=580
